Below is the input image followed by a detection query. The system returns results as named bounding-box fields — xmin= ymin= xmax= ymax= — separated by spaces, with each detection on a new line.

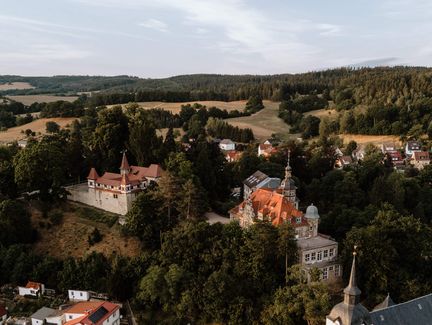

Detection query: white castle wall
xmin=67 ymin=184 xmax=136 ymax=215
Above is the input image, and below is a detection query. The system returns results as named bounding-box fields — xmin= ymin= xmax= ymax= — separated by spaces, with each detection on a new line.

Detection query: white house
xmin=64 ymin=301 xmax=120 ymax=325
xmin=68 ymin=290 xmax=90 ymax=302
xmin=31 ymin=307 xmax=59 ymax=325
xmin=219 ymin=139 xmax=235 ymax=151
xmin=18 ymin=281 xmax=45 ymax=297
xmin=411 ymin=151 xmax=430 ymax=170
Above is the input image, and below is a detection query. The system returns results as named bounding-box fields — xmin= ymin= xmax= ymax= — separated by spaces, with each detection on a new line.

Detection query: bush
xmin=88 ymin=227 xmax=103 ymax=245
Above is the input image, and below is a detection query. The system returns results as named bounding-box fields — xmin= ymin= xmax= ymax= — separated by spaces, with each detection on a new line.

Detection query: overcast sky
xmin=1 ymin=0 xmax=432 ymax=77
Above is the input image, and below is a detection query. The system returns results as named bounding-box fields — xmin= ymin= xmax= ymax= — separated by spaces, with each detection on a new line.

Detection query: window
xmin=329 ymin=248 xmax=335 ymax=257
xmin=113 ymin=194 xmax=118 ymax=199
xmin=329 ymin=266 xmax=333 ymax=271
xmin=296 ymin=217 xmax=301 ymax=224
xmin=324 ymin=250 xmax=328 ymax=258
xmin=322 ymin=267 xmax=328 ymax=280
xmin=335 ymin=265 xmax=341 ymax=277
xmin=317 ymin=251 xmax=322 ymax=261
xmin=80 ymin=292 xmax=83 ymax=296
xmin=69 ymin=315 xmax=73 ymax=320
xmin=305 ymin=254 xmax=310 ymax=262
xmin=311 ymin=252 xmax=316 ymax=261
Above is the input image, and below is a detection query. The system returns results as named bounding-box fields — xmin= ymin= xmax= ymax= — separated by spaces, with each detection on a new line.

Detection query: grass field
xmin=109 ymin=100 xmax=248 ymax=114
xmin=0 ymin=117 xmax=76 ymax=144
xmin=305 ymin=108 xmax=338 ymax=119
xmin=225 ymin=101 xmax=291 ymax=141
xmin=7 ymin=95 xmax=78 ymax=105
xmin=0 ymin=82 xmax=34 ymax=90
xmin=32 ymin=203 xmax=141 ymax=259
xmin=339 ymin=134 xmax=401 ymax=145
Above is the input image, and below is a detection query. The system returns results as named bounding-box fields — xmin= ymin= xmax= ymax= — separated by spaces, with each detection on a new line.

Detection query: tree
xmin=0 ymin=200 xmax=32 ymax=246
xmin=300 ymin=116 xmax=320 ymax=139
xmin=14 ymin=138 xmax=67 ymax=200
xmin=177 ymin=179 xmax=206 ymax=220
xmin=245 ymin=95 xmax=264 ymax=113
xmin=153 ymin=172 xmax=180 ymax=224
xmin=45 ymin=121 xmax=60 ymax=133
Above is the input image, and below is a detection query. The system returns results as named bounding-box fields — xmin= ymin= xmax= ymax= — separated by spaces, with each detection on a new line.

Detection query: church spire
xmin=120 ymin=150 xmax=130 ymax=175
xmin=344 ymin=246 xmax=362 ymax=305
xmin=284 ymin=149 xmax=292 ymax=179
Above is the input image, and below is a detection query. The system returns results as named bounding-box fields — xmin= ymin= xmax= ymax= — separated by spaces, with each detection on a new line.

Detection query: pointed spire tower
xmin=326 ymin=246 xmax=371 ymax=325
xmin=279 ymin=149 xmax=298 ymax=208
xmin=120 ymin=150 xmax=130 ymax=176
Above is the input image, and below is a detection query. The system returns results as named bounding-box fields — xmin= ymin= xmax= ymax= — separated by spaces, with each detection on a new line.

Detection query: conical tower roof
xmin=120 ymin=151 xmax=130 ymax=171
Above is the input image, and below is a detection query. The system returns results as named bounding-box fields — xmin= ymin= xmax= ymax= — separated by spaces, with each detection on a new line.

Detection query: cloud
xmin=139 ymin=19 xmax=168 ymax=32
xmin=317 ymin=23 xmax=342 ymax=36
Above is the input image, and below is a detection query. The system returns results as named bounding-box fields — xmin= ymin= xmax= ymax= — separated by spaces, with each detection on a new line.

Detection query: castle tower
xmin=120 ymin=151 xmax=130 ymax=176
xmin=326 ymin=247 xmax=371 ymax=325
xmin=280 ymin=150 xmax=298 ymax=208
xmin=304 ymin=203 xmax=320 ymax=237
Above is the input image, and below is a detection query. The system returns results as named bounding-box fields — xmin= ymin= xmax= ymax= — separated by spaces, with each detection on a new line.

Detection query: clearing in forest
xmin=0 ymin=117 xmax=76 ymax=144
xmin=339 ymin=134 xmax=401 ymax=145
xmin=7 ymin=95 xmax=78 ymax=105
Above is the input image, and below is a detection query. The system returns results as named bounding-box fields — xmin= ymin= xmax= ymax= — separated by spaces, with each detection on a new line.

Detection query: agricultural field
xmin=305 ymin=108 xmax=338 ymax=120
xmin=110 ymin=100 xmax=248 ymax=114
xmin=32 ymin=203 xmax=141 ymax=259
xmin=6 ymin=94 xmax=78 ymax=105
xmin=225 ymin=101 xmax=291 ymax=141
xmin=0 ymin=117 xmax=76 ymax=144
xmin=339 ymin=134 xmax=401 ymax=145
xmin=0 ymin=82 xmax=35 ymax=90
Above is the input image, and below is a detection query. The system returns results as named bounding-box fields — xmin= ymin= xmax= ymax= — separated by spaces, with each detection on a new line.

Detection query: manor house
xmin=67 ymin=152 xmax=162 ymax=215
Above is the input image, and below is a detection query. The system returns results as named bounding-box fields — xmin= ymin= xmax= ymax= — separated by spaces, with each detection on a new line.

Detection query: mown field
xmin=0 ymin=82 xmax=35 ymax=90
xmin=0 ymin=117 xmax=76 ymax=144
xmin=109 ymin=100 xmax=248 ymax=114
xmin=7 ymin=94 xmax=78 ymax=105
xmin=225 ymin=100 xmax=291 ymax=141
xmin=339 ymin=134 xmax=401 ymax=145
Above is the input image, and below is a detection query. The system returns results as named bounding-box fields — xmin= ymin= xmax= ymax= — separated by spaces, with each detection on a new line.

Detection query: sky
xmin=1 ymin=0 xmax=432 ymax=77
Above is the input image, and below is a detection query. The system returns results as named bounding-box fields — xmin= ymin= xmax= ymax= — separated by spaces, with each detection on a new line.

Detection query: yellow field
xmin=0 ymin=117 xmax=77 ymax=144
xmin=7 ymin=95 xmax=78 ymax=105
xmin=339 ymin=134 xmax=401 ymax=145
xmin=109 ymin=100 xmax=248 ymax=114
xmin=0 ymin=82 xmax=35 ymax=90
xmin=225 ymin=101 xmax=291 ymax=141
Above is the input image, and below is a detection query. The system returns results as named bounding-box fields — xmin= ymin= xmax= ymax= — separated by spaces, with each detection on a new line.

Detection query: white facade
xmin=67 ymin=183 xmax=137 ymax=215
xmin=219 ymin=140 xmax=235 ymax=151
xmin=64 ymin=309 xmax=120 ymax=325
xmin=18 ymin=284 xmax=44 ymax=297
xmin=68 ymin=290 xmax=90 ymax=302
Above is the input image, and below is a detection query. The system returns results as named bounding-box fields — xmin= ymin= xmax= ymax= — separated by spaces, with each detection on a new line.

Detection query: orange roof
xmin=25 ymin=281 xmax=42 ymax=290
xmin=87 ymin=168 xmax=99 ymax=180
xmin=231 ymin=188 xmax=306 ymax=227
xmin=120 ymin=152 xmax=130 ymax=171
xmin=413 ymin=151 xmax=430 ymax=161
xmin=65 ymin=301 xmax=119 ymax=325
xmin=259 ymin=144 xmax=273 ymax=151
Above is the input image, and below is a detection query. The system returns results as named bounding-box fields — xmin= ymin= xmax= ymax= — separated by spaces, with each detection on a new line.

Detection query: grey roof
xmin=373 ymin=294 xmax=395 ymax=311
xmin=406 ymin=141 xmax=421 ymax=150
xmin=297 ymin=234 xmax=337 ymax=250
xmin=281 ymin=177 xmax=296 ymax=190
xmin=220 ymin=139 xmax=234 ymax=145
xmin=305 ymin=204 xmax=320 ymax=220
xmin=370 ymin=293 xmax=432 ymax=325
xmin=243 ymin=170 xmax=269 ymax=188
xmin=31 ymin=307 xmax=57 ymax=320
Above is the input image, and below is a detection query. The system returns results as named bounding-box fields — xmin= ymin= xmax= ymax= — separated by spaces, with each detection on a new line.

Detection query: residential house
xmin=63 ymin=301 xmax=120 ymax=325
xmin=334 ymin=156 xmax=353 ymax=169
xmin=67 ymin=152 xmax=163 ymax=215
xmin=231 ymin=158 xmax=341 ymax=282
xmin=334 ymin=147 xmax=344 ymax=157
xmin=18 ymin=281 xmax=45 ymax=297
xmin=385 ymin=151 xmax=404 ymax=168
xmin=31 ymin=307 xmax=61 ymax=325
xmin=405 ymin=140 xmax=422 ymax=157
xmin=68 ymin=290 xmax=90 ymax=302
xmin=411 ymin=151 xmax=430 ymax=170
xmin=326 ymin=251 xmax=432 ymax=325
xmin=243 ymin=170 xmax=280 ymax=200
xmin=258 ymin=143 xmax=277 ymax=157
xmin=351 ymin=145 xmax=366 ymax=161
xmin=225 ymin=150 xmax=242 ymax=163
xmin=219 ymin=139 xmax=235 ymax=151
xmin=381 ymin=142 xmax=400 ymax=154
xmin=0 ymin=306 xmax=7 ymax=325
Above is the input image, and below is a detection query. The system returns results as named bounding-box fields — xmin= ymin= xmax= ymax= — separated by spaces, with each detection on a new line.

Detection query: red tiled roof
xmin=87 ymin=168 xmax=99 ymax=180
xmin=65 ymin=301 xmax=119 ymax=325
xmin=413 ymin=151 xmax=430 ymax=161
xmin=120 ymin=152 xmax=130 ymax=171
xmin=25 ymin=281 xmax=42 ymax=290
xmin=231 ymin=188 xmax=306 ymax=227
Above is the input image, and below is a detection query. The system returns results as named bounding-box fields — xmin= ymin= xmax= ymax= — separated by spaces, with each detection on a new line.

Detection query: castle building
xmin=67 ymin=152 xmax=162 ymax=215
xmin=230 ymin=153 xmax=341 ymax=282
xmin=326 ymin=249 xmax=432 ymax=325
